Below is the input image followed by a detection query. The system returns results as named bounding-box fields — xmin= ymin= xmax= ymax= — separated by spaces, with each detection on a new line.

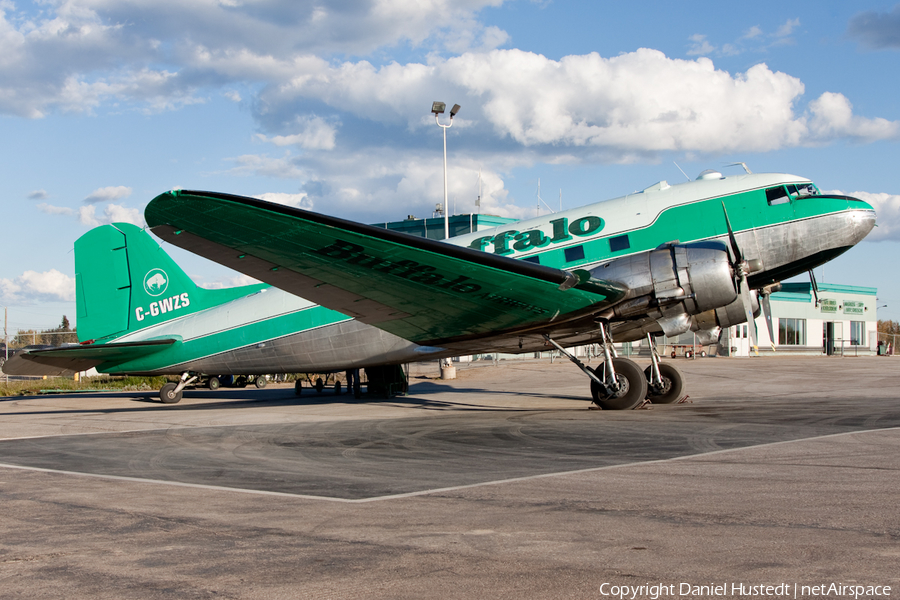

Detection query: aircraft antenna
xmin=726 ymin=162 xmax=753 ymax=174
xmin=475 ymin=168 xmax=482 ymax=214
xmin=535 ymin=178 xmax=556 ymax=215
xmin=673 ymin=162 xmax=690 ymax=181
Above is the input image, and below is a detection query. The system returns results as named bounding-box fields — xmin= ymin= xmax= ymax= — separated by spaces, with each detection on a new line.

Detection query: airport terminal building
xmin=722 ymin=282 xmax=878 ymax=357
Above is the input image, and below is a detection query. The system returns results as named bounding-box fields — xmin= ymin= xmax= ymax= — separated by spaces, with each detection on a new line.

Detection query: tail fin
xmin=75 ymin=222 xmax=265 ymax=342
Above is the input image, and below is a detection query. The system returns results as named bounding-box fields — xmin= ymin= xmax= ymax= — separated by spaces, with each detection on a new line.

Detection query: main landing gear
xmin=544 ymin=325 xmax=685 ymax=410
xmin=644 ymin=333 xmax=684 ymax=404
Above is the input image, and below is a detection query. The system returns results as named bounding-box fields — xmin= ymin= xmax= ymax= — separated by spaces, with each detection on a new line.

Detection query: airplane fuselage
xmin=85 ymin=172 xmax=878 ymax=375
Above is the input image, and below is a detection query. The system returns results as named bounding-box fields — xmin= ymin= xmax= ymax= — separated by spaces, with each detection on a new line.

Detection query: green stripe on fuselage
xmin=514 ymin=189 xmax=856 ymax=270
xmin=101 ymin=304 xmax=351 ymax=373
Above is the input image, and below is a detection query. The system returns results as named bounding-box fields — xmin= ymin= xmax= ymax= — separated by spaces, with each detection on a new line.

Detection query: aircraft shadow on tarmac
xmin=0 ymin=381 xmax=588 ymax=418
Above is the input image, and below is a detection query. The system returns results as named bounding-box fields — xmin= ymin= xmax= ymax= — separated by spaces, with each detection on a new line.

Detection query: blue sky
xmin=2 ymin=0 xmax=900 ymax=333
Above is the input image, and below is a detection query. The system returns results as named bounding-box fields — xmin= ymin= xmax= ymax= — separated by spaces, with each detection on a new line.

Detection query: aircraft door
xmin=732 ymin=325 xmax=750 ymax=357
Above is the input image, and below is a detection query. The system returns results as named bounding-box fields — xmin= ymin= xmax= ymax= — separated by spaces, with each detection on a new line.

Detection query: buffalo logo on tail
xmin=143 ymin=268 xmax=169 ymax=297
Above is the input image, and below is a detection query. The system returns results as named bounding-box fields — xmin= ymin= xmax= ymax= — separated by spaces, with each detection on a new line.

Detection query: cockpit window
xmin=766 ymin=186 xmax=790 ymax=205
xmin=796 ymin=184 xmax=818 ymax=197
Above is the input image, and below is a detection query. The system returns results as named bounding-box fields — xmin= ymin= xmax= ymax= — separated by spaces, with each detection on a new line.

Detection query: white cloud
xmin=0 ymin=1 xmax=892 ymax=163
xmin=807 ymin=92 xmax=900 ymax=143
xmin=223 ymin=153 xmax=308 ymax=179
xmin=28 ymin=189 xmax=49 ymax=200
xmin=0 ymin=269 xmax=76 ymax=304
xmin=255 ymin=116 xmax=338 ymax=150
xmin=255 ymin=48 xmax=900 ymax=158
xmin=197 ymin=273 xmax=262 ymax=290
xmin=253 ymin=191 xmax=312 ymax=210
xmin=686 ymin=34 xmax=716 ymax=56
xmin=78 ymin=203 xmax=144 ymax=227
xmin=37 ymin=203 xmax=74 ymax=216
xmin=775 ymin=18 xmax=801 ymax=38
xmin=38 ymin=201 xmax=144 ymax=227
xmin=226 ymin=147 xmax=527 ymax=221
xmin=742 ymin=26 xmax=763 ymax=40
xmin=0 ymin=0 xmax=509 ymax=117
xmin=84 ymin=185 xmax=132 ymax=204
xmin=689 ymin=18 xmax=800 ymax=57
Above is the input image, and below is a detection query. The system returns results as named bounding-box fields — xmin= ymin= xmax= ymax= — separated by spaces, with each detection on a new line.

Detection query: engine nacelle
xmin=692 ymin=291 xmax=761 ymax=331
xmin=592 ymin=241 xmax=737 ymax=337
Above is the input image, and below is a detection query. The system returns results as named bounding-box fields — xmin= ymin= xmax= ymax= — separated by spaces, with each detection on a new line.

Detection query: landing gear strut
xmin=159 ymin=372 xmax=198 ymax=404
xmin=644 ymin=333 xmax=685 ymax=404
xmin=543 ymin=322 xmax=647 ymax=410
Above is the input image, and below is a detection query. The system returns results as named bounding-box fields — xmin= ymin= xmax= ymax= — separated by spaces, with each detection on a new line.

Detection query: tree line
xmin=878 ymin=319 xmax=900 ymax=336
xmin=7 ymin=316 xmax=78 ymax=348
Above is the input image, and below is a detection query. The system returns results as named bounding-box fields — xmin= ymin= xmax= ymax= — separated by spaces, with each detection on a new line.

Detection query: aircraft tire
xmin=159 ymin=382 xmax=183 ymax=404
xmin=294 ymin=380 xmax=303 ymax=396
xmin=255 ymin=376 xmax=267 ymax=389
xmin=643 ymin=362 xmax=685 ymax=404
xmin=208 ymin=376 xmax=220 ymax=390
xmin=315 ymin=377 xmax=324 ymax=393
xmin=590 ymin=358 xmax=647 ymax=410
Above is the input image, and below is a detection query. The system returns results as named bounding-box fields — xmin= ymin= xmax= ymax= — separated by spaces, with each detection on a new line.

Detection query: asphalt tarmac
xmin=0 ymin=356 xmax=898 ymax=599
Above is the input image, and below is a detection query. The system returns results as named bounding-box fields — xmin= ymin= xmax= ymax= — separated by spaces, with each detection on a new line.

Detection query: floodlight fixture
xmin=432 ymin=101 xmax=461 ymax=240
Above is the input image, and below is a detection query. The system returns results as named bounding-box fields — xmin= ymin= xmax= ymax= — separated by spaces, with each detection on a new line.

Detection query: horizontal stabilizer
xmin=3 ymin=339 xmax=180 ymax=376
xmin=145 ymin=190 xmax=628 ymax=345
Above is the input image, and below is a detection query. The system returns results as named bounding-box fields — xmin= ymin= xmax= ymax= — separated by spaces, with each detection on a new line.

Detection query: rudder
xmin=75 ymin=222 xmax=264 ymax=342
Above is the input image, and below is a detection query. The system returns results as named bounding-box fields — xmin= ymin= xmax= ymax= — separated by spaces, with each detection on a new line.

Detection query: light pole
xmin=432 ymin=101 xmax=460 ymax=240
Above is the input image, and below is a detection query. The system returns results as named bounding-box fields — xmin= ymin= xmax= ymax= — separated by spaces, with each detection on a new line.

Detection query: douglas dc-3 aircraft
xmin=6 ymin=168 xmax=875 ymax=409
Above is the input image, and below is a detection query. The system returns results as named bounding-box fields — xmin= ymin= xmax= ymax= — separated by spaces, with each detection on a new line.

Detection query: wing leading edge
xmin=144 ymin=190 xmax=627 ymax=346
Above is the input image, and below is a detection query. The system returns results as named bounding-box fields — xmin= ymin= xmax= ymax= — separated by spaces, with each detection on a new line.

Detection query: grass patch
xmin=0 ymin=375 xmax=170 ymax=398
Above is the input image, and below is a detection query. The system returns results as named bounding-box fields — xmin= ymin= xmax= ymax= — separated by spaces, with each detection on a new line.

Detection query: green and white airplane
xmin=6 ymin=168 xmax=875 ymax=409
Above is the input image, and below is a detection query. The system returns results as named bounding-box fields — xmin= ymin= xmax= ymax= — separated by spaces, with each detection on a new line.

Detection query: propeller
xmin=758 ymin=289 xmax=777 ymax=352
xmin=722 ymin=202 xmax=760 ymax=356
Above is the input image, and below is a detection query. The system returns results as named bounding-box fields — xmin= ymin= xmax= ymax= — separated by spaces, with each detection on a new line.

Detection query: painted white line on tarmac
xmin=0 ymin=426 xmax=896 ymax=503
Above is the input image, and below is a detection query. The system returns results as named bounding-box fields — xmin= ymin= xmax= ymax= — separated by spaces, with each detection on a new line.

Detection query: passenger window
xmin=609 ymin=235 xmax=630 ymax=252
xmin=522 ymin=256 xmax=540 ymax=264
xmin=564 ymin=245 xmax=585 ymax=263
xmin=766 ymin=186 xmax=790 ymax=206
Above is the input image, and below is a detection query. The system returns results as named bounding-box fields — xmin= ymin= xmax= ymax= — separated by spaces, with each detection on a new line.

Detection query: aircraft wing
xmin=2 ymin=339 xmax=180 ymax=376
xmin=145 ymin=190 xmax=628 ymax=346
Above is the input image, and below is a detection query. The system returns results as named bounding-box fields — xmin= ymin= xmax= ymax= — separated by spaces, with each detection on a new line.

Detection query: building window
xmin=522 ymin=256 xmax=540 ymax=264
xmin=850 ymin=321 xmax=866 ymax=346
xmin=778 ymin=318 xmax=806 ymax=345
xmin=564 ymin=245 xmax=585 ymax=263
xmin=609 ymin=235 xmax=630 ymax=252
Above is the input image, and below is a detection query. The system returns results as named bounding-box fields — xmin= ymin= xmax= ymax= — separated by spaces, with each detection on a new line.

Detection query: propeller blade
xmin=760 ymin=291 xmax=776 ymax=352
xmin=721 ymin=202 xmax=743 ymax=264
xmin=740 ymin=282 xmax=759 ymax=356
